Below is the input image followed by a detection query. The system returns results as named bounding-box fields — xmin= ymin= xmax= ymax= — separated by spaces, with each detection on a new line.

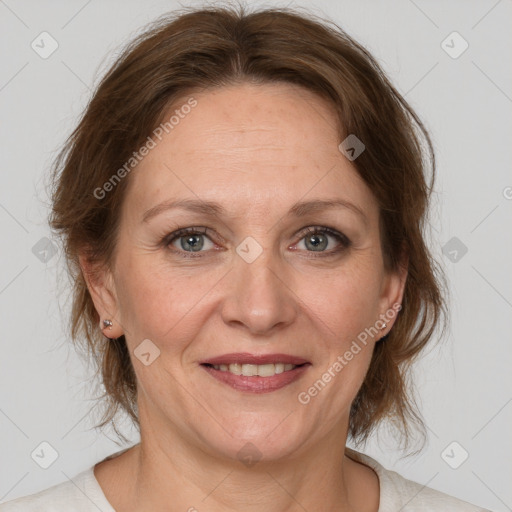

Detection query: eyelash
xmin=162 ymin=226 xmax=351 ymax=259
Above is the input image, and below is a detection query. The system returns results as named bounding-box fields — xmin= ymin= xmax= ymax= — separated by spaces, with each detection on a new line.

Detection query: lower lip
xmin=201 ymin=364 xmax=311 ymax=393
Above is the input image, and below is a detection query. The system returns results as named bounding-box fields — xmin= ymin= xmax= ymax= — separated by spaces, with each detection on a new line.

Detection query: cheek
xmin=302 ymin=266 xmax=383 ymax=345
xmin=114 ymin=253 xmax=221 ymax=347
xmin=300 ymin=277 xmax=379 ymax=413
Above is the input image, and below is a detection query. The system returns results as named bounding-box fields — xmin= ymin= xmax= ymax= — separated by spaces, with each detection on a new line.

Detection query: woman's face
xmin=89 ymin=82 xmax=405 ymax=461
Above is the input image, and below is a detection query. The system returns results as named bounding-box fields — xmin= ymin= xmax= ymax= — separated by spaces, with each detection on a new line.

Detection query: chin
xmin=193 ymin=412 xmax=311 ymax=464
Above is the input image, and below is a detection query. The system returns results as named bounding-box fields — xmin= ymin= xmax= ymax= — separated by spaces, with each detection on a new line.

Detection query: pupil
xmin=182 ymin=234 xmax=203 ymax=251
xmin=307 ymin=233 xmax=327 ymax=251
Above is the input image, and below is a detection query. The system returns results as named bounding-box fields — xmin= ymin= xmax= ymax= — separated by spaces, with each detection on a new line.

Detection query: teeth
xmin=229 ymin=363 xmax=242 ymax=375
xmin=257 ymin=364 xmax=275 ymax=377
xmin=211 ymin=363 xmax=299 ymax=377
xmin=242 ymin=364 xmax=257 ymax=376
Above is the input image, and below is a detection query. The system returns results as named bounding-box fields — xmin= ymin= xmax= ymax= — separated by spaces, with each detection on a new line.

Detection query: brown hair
xmin=49 ymin=3 xmax=447 ymax=448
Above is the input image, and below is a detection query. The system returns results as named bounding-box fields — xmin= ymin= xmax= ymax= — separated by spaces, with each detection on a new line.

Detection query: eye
xmin=165 ymin=227 xmax=216 ymax=257
xmin=163 ymin=225 xmax=351 ymax=259
xmin=294 ymin=226 xmax=351 ymax=256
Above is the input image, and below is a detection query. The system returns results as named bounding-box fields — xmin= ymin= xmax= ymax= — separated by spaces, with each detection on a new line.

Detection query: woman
xmin=0 ymin=4 xmax=492 ymax=511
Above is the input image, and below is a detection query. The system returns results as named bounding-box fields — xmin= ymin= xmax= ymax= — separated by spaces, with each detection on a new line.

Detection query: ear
xmin=78 ymin=251 xmax=124 ymax=339
xmin=377 ymin=251 xmax=408 ymax=336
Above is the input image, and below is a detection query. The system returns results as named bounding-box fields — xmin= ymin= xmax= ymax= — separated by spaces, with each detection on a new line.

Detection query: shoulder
xmin=0 ymin=467 xmax=115 ymax=512
xmin=346 ymin=448 xmax=492 ymax=512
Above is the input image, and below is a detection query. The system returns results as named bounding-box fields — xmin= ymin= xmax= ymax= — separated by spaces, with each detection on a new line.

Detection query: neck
xmin=114 ymin=416 xmax=379 ymax=512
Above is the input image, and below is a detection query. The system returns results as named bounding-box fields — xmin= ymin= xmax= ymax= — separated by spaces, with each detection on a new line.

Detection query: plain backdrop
xmin=0 ymin=0 xmax=511 ymax=510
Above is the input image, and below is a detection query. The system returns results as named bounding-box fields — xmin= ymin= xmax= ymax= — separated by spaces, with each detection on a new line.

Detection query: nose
xmin=220 ymin=246 xmax=298 ymax=336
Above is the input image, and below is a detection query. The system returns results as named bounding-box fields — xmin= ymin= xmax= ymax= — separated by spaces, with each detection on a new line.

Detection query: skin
xmin=81 ymin=82 xmax=407 ymax=512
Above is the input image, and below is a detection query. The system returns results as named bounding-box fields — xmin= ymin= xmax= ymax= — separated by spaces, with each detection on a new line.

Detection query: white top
xmin=0 ymin=448 xmax=491 ymax=511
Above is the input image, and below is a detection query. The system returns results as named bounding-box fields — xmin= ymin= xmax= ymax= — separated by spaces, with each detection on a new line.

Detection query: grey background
xmin=0 ymin=0 xmax=511 ymax=510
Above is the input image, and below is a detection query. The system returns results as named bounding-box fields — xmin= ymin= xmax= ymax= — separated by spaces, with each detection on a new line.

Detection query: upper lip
xmin=201 ymin=353 xmax=310 ymax=365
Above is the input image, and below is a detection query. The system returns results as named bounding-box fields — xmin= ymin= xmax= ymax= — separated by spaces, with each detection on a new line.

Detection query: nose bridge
xmin=221 ymin=235 xmax=296 ymax=334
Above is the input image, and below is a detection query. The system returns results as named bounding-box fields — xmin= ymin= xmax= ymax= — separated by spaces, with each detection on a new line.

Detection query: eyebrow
xmin=142 ymin=198 xmax=368 ymax=225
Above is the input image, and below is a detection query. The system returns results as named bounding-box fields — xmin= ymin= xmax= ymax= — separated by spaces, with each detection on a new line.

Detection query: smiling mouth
xmin=200 ymin=361 xmax=311 ymax=393
xmin=201 ymin=362 xmax=308 ymax=377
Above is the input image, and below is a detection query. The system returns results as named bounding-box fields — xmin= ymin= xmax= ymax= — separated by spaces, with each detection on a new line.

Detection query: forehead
xmin=123 ymin=82 xmax=377 ymax=223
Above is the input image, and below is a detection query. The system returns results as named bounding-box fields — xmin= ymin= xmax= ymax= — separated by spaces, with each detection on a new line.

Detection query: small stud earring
xmin=380 ymin=322 xmax=387 ymax=330
xmin=102 ymin=319 xmax=113 ymax=330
